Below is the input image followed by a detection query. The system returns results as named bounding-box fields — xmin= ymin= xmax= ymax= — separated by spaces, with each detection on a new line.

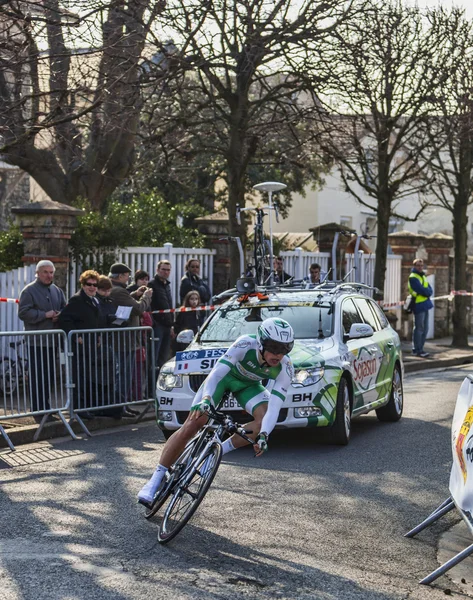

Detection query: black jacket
xmin=96 ymin=294 xmax=118 ymax=328
xmin=179 ymin=272 xmax=211 ymax=305
xmin=174 ymin=310 xmax=204 ymax=336
xmin=148 ymin=275 xmax=174 ymax=328
xmin=58 ymin=289 xmax=101 ymax=334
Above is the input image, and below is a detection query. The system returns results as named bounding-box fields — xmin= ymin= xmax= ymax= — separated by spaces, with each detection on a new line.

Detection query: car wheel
xmin=162 ymin=429 xmax=174 ymax=440
xmin=331 ymin=377 xmax=351 ymax=445
xmin=376 ymin=364 xmax=403 ymax=422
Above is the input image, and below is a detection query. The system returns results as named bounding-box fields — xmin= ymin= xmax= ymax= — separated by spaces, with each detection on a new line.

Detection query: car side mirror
xmin=345 ymin=323 xmax=374 ymax=340
xmin=176 ymin=329 xmax=195 ymax=345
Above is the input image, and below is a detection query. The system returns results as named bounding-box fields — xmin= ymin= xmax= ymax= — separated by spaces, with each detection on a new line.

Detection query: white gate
xmin=69 ymin=244 xmax=216 ymax=306
xmin=0 ymin=264 xmax=36 ymax=332
xmin=280 ymin=249 xmax=331 ymax=280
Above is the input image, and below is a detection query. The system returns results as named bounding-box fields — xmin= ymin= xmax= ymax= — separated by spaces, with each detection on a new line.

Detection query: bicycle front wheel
xmin=144 ymin=434 xmax=203 ymax=520
xmin=158 ymin=442 xmax=222 ymax=544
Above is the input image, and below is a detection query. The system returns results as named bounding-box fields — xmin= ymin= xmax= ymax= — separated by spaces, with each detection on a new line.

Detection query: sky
xmin=412 ymin=0 xmax=473 ymax=18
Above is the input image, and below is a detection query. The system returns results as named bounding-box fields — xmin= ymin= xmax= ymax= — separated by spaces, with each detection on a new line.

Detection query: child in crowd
xmin=173 ymin=291 xmax=204 ymax=352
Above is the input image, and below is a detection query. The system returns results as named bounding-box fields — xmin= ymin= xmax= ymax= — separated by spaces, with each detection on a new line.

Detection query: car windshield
xmin=200 ymin=304 xmax=333 ymax=342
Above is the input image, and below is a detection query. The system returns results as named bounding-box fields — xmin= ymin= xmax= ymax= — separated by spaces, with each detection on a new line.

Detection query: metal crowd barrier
xmin=66 ymin=327 xmax=155 ymax=436
xmin=0 ymin=330 xmax=72 ymax=450
xmin=0 ymin=327 xmax=156 ymax=450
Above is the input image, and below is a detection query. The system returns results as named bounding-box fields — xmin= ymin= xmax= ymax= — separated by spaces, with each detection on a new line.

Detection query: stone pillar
xmin=388 ymin=230 xmax=453 ymax=339
xmin=423 ymin=233 xmax=454 ymax=337
xmin=11 ymin=199 xmax=83 ymax=294
xmin=195 ymin=211 xmax=231 ymax=295
xmin=309 ymin=222 xmax=354 ymax=279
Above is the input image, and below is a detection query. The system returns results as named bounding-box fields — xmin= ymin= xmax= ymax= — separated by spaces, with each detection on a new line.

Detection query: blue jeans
xmin=153 ymin=324 xmax=172 ymax=370
xmin=413 ymin=310 xmax=429 ymax=354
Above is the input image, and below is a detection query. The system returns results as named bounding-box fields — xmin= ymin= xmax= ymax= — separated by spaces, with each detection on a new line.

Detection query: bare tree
xmin=308 ymin=0 xmax=449 ymax=293
xmin=0 ymin=0 xmax=165 ymax=210
xmin=155 ymin=0 xmax=354 ymax=284
xmin=419 ymin=8 xmax=473 ymax=347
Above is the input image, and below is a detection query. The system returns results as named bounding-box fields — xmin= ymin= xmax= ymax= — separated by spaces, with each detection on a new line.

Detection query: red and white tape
xmin=151 ymin=305 xmax=215 ymax=315
xmin=3 ymin=289 xmax=473 ymax=312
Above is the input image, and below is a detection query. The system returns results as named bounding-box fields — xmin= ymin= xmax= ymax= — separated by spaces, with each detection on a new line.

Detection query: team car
xmin=156 ymin=282 xmax=404 ymax=445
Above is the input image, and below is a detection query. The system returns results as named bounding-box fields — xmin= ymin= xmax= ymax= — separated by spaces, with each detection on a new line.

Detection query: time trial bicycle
xmin=143 ymin=395 xmax=254 ymax=544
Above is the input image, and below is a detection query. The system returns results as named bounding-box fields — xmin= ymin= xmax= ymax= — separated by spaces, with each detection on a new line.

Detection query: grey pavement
xmin=3 ymin=341 xmax=473 ymax=596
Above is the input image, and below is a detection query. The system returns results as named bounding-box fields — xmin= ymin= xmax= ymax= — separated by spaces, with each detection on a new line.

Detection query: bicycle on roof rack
xmin=143 ymin=392 xmax=254 ymax=544
xmin=236 ymin=203 xmax=279 ymax=286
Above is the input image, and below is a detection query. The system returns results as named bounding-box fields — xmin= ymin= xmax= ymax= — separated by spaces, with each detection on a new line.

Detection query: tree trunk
xmin=451 ymin=197 xmax=470 ymax=347
xmin=373 ymin=195 xmax=391 ymax=297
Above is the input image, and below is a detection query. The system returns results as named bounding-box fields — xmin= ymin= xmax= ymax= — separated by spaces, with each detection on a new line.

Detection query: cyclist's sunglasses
xmin=262 ymin=340 xmax=294 ymax=355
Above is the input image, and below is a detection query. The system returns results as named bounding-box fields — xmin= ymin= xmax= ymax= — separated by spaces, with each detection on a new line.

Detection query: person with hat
xmin=109 ymin=263 xmax=153 ymax=415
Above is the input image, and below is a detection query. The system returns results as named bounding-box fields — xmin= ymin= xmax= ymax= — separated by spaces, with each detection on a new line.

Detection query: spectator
xmin=304 ymin=263 xmax=328 ymax=286
xmin=148 ymin=260 xmax=174 ymax=370
xmin=179 ymin=259 xmax=211 ymax=305
xmin=58 ymin=270 xmax=102 ymax=419
xmin=18 ymin=260 xmax=66 ymax=423
xmin=273 ymin=255 xmax=292 ymax=284
xmin=127 ymin=270 xmax=150 ymax=294
xmin=408 ymin=258 xmax=433 ymax=358
xmin=108 ymin=263 xmax=153 ymax=416
xmin=96 ymin=275 xmax=117 ymax=327
xmin=95 ymin=275 xmax=123 ymax=419
xmin=173 ymin=291 xmax=204 ymax=353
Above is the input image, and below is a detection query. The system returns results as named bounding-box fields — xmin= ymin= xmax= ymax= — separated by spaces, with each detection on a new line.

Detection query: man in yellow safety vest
xmin=408 ymin=258 xmax=433 ymax=358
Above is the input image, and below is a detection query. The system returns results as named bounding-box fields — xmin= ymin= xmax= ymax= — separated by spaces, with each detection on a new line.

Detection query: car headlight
xmin=292 ymin=367 xmax=325 ymax=387
xmin=157 ymin=368 xmax=183 ymax=391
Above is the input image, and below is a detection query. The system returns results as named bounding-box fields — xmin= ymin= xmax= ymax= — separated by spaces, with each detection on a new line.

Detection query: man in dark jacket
xmin=148 ymin=260 xmax=174 ymax=370
xmin=408 ymin=258 xmax=433 ymax=358
xmin=18 ymin=260 xmax=66 ymax=422
xmin=179 ymin=259 xmax=211 ymax=305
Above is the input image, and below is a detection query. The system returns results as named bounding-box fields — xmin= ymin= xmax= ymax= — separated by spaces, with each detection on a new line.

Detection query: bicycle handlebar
xmin=207 ymin=404 xmax=254 ymax=445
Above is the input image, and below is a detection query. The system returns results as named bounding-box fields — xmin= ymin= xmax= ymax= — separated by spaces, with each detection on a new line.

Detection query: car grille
xmin=189 ymin=374 xmax=208 ymax=392
xmin=188 ymin=374 xmax=268 ymax=392
xmin=176 ymin=407 xmax=288 ymax=425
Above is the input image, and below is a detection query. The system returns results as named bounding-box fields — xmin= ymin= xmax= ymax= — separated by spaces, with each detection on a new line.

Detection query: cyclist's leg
xmin=227 ymin=385 xmax=270 ymax=450
xmin=138 ymin=388 xmax=209 ymax=503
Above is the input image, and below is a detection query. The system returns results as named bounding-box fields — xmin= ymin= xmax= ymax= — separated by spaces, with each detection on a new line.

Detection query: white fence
xmin=280 ymin=249 xmax=331 ymax=280
xmin=0 ymin=264 xmax=36 ymax=332
xmin=345 ymin=252 xmax=402 ymax=316
xmin=69 ymin=244 xmax=216 ymax=307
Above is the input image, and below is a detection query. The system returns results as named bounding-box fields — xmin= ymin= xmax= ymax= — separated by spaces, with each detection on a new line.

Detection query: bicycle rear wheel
xmin=158 ymin=442 xmax=222 ymax=544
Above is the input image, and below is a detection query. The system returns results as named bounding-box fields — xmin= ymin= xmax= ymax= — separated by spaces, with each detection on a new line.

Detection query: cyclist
xmin=138 ymin=317 xmax=294 ymax=505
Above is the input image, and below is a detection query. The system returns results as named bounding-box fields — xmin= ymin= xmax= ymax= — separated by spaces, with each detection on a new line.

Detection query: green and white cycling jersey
xmin=191 ymin=334 xmax=294 ymax=436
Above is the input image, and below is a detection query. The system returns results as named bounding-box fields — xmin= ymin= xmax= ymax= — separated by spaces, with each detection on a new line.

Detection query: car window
xmin=200 ymin=305 xmax=333 ymax=342
xmin=369 ymin=300 xmax=389 ymax=329
xmin=342 ymin=298 xmax=363 ymax=334
xmin=353 ymin=298 xmax=380 ymax=332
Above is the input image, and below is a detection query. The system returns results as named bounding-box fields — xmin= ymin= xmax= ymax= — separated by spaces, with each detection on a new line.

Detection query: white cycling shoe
xmin=137 ymin=470 xmax=165 ymax=505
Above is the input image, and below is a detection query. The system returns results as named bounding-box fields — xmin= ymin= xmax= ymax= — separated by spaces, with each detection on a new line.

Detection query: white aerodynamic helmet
xmin=256 ymin=317 xmax=294 ymax=355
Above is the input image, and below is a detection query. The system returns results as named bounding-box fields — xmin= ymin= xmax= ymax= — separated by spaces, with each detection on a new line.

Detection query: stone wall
xmin=0 ymin=169 xmax=30 ymax=230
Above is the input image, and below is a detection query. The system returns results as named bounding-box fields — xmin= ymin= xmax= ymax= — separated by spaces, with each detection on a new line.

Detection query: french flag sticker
xmin=178 ymin=363 xmax=189 ymax=371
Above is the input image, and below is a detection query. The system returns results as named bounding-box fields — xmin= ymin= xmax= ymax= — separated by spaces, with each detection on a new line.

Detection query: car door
xmin=341 ymin=297 xmax=372 ymax=410
xmin=351 ymin=297 xmax=384 ymax=408
xmin=352 ymin=296 xmax=396 ymax=409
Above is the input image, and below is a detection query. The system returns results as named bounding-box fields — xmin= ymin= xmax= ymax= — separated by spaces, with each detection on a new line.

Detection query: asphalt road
xmin=1 ymin=365 xmax=471 ymax=600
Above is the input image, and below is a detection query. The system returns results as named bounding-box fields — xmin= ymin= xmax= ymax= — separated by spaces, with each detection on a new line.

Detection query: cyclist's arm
xmin=260 ymin=359 xmax=293 ymax=436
